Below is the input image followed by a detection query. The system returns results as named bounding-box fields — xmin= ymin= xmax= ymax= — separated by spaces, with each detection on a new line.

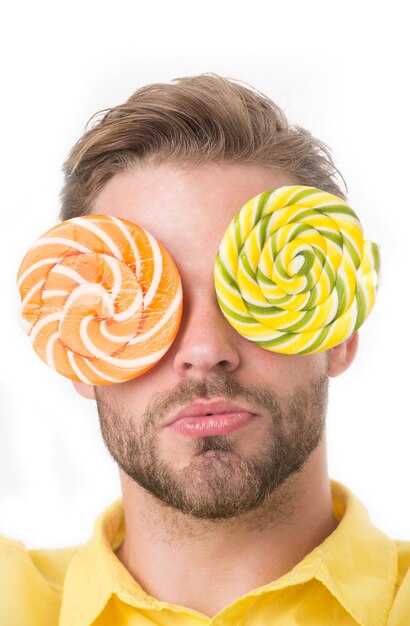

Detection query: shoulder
xmin=0 ymin=534 xmax=79 ymax=626
xmin=0 ymin=534 xmax=79 ymax=589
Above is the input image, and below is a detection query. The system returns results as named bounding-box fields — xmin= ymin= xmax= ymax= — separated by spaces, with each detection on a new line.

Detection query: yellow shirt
xmin=1 ymin=479 xmax=409 ymax=625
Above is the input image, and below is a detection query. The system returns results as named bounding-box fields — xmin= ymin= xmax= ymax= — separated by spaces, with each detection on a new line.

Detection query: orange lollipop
xmin=17 ymin=215 xmax=183 ymax=385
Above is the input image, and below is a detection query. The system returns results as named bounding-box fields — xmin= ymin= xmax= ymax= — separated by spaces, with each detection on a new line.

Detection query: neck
xmin=115 ymin=441 xmax=339 ymax=618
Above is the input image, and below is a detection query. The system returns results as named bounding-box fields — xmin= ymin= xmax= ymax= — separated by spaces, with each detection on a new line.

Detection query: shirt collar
xmin=59 ymin=479 xmax=398 ymax=626
xmin=59 ymin=493 xmax=159 ymax=626
xmin=315 ymin=480 xmax=397 ymax=626
xmin=243 ymin=480 xmax=398 ymax=626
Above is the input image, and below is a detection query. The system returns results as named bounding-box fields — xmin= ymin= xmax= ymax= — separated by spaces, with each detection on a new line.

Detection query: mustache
xmin=143 ymin=374 xmax=282 ymax=425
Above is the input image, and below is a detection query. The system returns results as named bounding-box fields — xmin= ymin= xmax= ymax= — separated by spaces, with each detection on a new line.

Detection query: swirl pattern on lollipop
xmin=214 ymin=186 xmax=380 ymax=354
xmin=17 ymin=215 xmax=183 ymax=384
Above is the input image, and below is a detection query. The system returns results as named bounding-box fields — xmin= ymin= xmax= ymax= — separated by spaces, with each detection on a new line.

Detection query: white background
xmin=1 ymin=0 xmax=409 ymax=549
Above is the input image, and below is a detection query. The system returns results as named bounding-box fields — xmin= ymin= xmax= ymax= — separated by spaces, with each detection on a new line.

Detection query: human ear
xmin=328 ymin=332 xmax=359 ymax=378
xmin=72 ymin=381 xmax=96 ymax=400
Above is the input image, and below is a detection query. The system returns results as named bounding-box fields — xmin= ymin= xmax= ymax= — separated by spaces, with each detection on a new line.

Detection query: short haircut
xmin=60 ymin=73 xmax=347 ymax=221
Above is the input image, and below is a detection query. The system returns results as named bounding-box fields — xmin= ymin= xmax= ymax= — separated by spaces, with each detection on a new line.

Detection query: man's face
xmin=89 ymin=162 xmax=331 ymax=520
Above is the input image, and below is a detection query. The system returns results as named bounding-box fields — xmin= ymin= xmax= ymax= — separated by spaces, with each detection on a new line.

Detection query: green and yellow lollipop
xmin=214 ymin=186 xmax=380 ymax=354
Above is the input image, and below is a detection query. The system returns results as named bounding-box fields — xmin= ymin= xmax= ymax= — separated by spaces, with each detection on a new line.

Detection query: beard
xmin=95 ymin=372 xmax=328 ymax=521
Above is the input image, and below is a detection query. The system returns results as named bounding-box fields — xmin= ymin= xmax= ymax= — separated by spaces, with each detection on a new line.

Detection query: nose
xmin=172 ymin=291 xmax=241 ymax=378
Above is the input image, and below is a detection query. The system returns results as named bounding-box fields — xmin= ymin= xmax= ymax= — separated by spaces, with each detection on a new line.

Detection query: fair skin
xmin=74 ymin=162 xmax=358 ymax=618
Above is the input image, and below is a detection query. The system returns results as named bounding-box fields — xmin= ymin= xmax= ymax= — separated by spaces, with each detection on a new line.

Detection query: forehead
xmin=92 ymin=162 xmax=295 ymax=277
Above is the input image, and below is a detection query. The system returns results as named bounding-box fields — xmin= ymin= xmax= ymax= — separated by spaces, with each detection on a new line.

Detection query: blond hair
xmin=60 ymin=73 xmax=347 ymax=220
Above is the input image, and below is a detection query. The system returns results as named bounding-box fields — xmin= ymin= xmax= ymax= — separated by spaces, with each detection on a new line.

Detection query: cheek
xmin=109 ymin=359 xmax=173 ymax=404
xmin=243 ymin=343 xmax=326 ymax=390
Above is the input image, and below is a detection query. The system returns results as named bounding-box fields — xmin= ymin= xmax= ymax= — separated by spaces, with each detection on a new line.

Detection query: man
xmin=2 ymin=73 xmax=409 ymax=625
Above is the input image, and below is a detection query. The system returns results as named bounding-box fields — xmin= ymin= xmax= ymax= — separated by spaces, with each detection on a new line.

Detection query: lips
xmin=165 ymin=399 xmax=257 ymax=427
xmin=163 ymin=398 xmax=261 ymax=438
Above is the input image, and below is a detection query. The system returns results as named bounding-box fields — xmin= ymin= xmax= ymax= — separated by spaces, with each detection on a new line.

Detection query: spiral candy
xmin=17 ymin=215 xmax=183 ymax=384
xmin=214 ymin=186 xmax=380 ymax=354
